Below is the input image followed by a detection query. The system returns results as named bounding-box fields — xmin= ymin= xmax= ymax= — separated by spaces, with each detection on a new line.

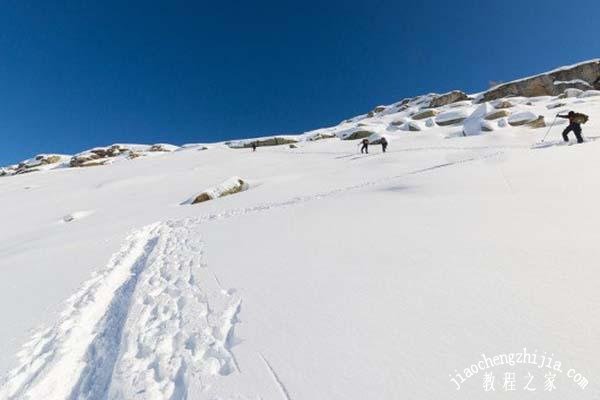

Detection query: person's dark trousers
xmin=563 ymin=123 xmax=584 ymax=143
xmin=382 ymin=144 xmax=387 ymax=153
xmin=361 ymin=145 xmax=368 ymax=154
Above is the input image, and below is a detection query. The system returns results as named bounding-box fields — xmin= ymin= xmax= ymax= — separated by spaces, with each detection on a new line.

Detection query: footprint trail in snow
xmin=0 ymin=220 xmax=242 ymax=400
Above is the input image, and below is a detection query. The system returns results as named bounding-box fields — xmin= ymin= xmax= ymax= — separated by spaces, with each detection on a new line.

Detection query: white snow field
xmin=2 ymin=80 xmax=600 ymax=399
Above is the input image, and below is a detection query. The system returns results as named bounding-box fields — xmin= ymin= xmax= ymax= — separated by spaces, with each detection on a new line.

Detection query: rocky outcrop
xmin=232 ymin=137 xmax=298 ymax=148
xmin=429 ymin=91 xmax=469 ymax=107
xmin=149 ymin=144 xmax=178 ymax=152
xmin=70 ymin=145 xmax=130 ymax=167
xmin=11 ymin=154 xmax=67 ymax=175
xmin=342 ymin=130 xmax=374 ymax=140
xmin=307 ymin=132 xmax=336 ymax=141
xmin=478 ymin=60 xmax=600 ymax=102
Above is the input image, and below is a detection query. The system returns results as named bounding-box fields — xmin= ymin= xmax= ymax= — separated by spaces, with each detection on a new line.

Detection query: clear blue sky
xmin=1 ymin=0 xmax=599 ymax=164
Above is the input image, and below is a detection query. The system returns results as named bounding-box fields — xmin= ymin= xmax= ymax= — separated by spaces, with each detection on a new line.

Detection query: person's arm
xmin=557 ymin=114 xmax=568 ymax=119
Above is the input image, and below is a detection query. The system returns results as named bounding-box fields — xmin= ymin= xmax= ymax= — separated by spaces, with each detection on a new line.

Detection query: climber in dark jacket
xmin=558 ymin=111 xmax=584 ymax=143
xmin=380 ymin=137 xmax=388 ymax=153
xmin=360 ymin=138 xmax=369 ymax=154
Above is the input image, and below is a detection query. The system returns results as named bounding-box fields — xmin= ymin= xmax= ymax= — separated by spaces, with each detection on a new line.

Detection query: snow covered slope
xmin=1 ymin=63 xmax=600 ymax=399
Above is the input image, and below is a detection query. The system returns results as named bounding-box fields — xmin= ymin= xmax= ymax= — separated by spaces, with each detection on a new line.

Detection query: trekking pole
xmin=541 ymin=114 xmax=559 ymax=143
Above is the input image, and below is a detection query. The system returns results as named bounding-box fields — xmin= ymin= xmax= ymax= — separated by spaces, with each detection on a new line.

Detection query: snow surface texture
xmin=2 ymin=67 xmax=600 ymax=399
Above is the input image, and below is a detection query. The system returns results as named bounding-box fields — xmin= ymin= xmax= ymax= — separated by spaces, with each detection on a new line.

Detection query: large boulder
xmin=190 ymin=177 xmax=249 ymax=204
xmin=508 ymin=111 xmax=543 ymax=127
xmin=478 ymin=60 xmax=600 ymax=102
xmin=435 ymin=109 xmax=469 ymax=126
xmin=429 ymin=91 xmax=469 ymax=107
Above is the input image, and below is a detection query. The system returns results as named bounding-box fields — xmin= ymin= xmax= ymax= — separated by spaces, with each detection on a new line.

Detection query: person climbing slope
xmin=380 ymin=137 xmax=388 ymax=153
xmin=558 ymin=111 xmax=589 ymax=144
xmin=360 ymin=138 xmax=369 ymax=154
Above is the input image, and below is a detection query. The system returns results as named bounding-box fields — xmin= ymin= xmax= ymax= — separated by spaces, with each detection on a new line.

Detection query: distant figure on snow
xmin=251 ymin=142 xmax=257 ymax=152
xmin=360 ymin=138 xmax=369 ymax=154
xmin=558 ymin=111 xmax=588 ymax=144
xmin=380 ymin=137 xmax=388 ymax=153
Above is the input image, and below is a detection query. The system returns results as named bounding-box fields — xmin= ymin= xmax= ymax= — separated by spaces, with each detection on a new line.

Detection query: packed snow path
xmin=0 ymin=221 xmax=241 ymax=400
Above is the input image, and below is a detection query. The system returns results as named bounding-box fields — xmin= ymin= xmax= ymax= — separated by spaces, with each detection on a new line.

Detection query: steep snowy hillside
xmin=1 ymin=61 xmax=600 ymax=399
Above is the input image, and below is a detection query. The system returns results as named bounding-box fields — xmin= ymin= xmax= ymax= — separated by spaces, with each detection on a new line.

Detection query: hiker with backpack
xmin=380 ymin=137 xmax=388 ymax=153
xmin=360 ymin=138 xmax=369 ymax=154
xmin=558 ymin=111 xmax=588 ymax=144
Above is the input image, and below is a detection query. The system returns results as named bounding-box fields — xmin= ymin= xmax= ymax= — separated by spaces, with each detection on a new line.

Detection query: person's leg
xmin=575 ymin=126 xmax=584 ymax=143
xmin=562 ymin=125 xmax=574 ymax=142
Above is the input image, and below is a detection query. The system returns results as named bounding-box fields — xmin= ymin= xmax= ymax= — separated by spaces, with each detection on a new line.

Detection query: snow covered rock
xmin=508 ymin=111 xmax=545 ymax=128
xmin=553 ymin=79 xmax=593 ymax=93
xmin=527 ymin=116 xmax=546 ymax=128
xmin=481 ymin=120 xmax=495 ymax=132
xmin=390 ymin=118 xmax=407 ymax=126
xmin=149 ymin=143 xmax=179 ymax=152
xmin=546 ymin=102 xmax=566 ymax=110
xmin=69 ymin=145 xmax=131 ymax=167
xmin=341 ymin=130 xmax=374 ymax=140
xmin=189 ymin=177 xmax=249 ymax=204
xmin=560 ymin=88 xmax=584 ymax=98
xmin=435 ymin=109 xmax=468 ymax=126
xmin=578 ymin=89 xmax=600 ymax=98
xmin=306 ymin=132 xmax=336 ymax=141
xmin=399 ymin=121 xmax=421 ymax=132
xmin=230 ymin=137 xmax=298 ymax=148
xmin=429 ymin=90 xmax=469 ymax=107
xmin=462 ymin=103 xmax=492 ymax=136
xmin=484 ymin=109 xmax=510 ymax=120
xmin=411 ymin=109 xmax=438 ymax=120
xmin=492 ymin=100 xmax=514 ymax=109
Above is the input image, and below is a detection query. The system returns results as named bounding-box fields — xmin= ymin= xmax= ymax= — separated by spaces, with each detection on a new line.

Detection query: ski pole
xmin=541 ymin=114 xmax=559 ymax=143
